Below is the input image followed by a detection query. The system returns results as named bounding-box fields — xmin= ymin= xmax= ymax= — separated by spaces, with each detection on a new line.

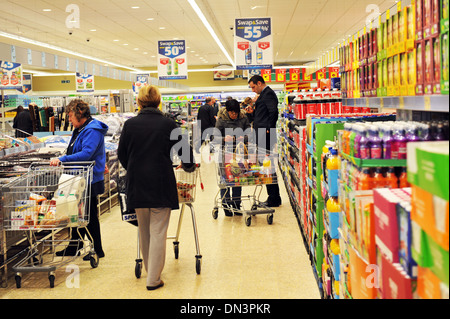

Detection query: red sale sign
xmin=237 ymin=42 xmax=250 ymax=51
xmin=276 ymin=69 xmax=286 ymax=82
xmin=258 ymin=42 xmax=270 ymax=50
xmin=176 ymin=58 xmax=185 ymax=65
xmin=261 ymin=69 xmax=272 ymax=82
xmin=289 ymin=68 xmax=300 ymax=81
xmin=160 ymin=58 xmax=169 ymax=65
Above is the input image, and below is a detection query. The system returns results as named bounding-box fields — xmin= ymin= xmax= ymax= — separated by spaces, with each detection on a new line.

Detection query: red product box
xmin=415 ymin=40 xmax=425 ymax=95
xmin=430 ymin=0 xmax=440 ymax=37
xmin=374 ymin=188 xmax=412 ymax=263
xmin=424 ymin=38 xmax=434 ymax=93
xmin=307 ymin=102 xmax=316 ymax=115
xmin=423 ymin=0 xmax=433 ymax=38
xmin=416 ymin=0 xmax=424 ymax=41
xmin=380 ymin=254 xmax=414 ymax=299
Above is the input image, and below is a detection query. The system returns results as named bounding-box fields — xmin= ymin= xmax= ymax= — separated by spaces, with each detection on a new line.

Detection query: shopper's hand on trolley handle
xmin=50 ymin=157 xmax=61 ymax=166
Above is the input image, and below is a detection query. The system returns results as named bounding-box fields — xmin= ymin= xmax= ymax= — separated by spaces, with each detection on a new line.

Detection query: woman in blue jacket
xmin=50 ymin=99 xmax=108 ymax=259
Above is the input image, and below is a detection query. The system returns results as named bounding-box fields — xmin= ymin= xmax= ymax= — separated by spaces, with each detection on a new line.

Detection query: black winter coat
xmin=197 ymin=103 xmax=216 ymax=132
xmin=118 ymin=108 xmax=195 ymax=210
xmin=253 ymin=86 xmax=279 ymax=131
xmin=13 ymin=110 xmax=33 ymax=138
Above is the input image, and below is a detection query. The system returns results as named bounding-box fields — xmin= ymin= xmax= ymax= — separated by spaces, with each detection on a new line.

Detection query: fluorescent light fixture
xmin=0 ymin=30 xmax=144 ymax=72
xmin=43 ymin=9 xmax=52 ymax=12
xmin=146 ymin=18 xmax=154 ymax=21
xmin=187 ymin=0 xmax=235 ymax=68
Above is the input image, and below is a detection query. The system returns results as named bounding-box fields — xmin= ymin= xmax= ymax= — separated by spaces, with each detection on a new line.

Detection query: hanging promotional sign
xmin=289 ymin=68 xmax=301 ymax=82
xmin=234 ymin=17 xmax=273 ymax=70
xmin=158 ymin=40 xmax=188 ymax=80
xmin=76 ymin=73 xmax=94 ymax=92
xmin=261 ymin=69 xmax=272 ymax=82
xmin=0 ymin=60 xmax=23 ymax=90
xmin=275 ymin=69 xmax=286 ymax=82
xmin=133 ymin=74 xmax=149 ymax=94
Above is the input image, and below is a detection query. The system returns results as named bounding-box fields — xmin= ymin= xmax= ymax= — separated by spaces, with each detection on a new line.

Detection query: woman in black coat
xmin=118 ymin=85 xmax=195 ymax=290
xmin=13 ymin=105 xmax=33 ymax=138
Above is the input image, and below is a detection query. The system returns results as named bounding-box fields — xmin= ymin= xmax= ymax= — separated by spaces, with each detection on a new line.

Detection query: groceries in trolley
xmin=5 ymin=173 xmax=87 ymax=230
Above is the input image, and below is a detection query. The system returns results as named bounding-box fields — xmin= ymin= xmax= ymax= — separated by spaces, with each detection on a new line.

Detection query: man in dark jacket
xmin=196 ymin=97 xmax=216 ymax=152
xmin=13 ymin=105 xmax=33 ymax=138
xmin=248 ymin=75 xmax=281 ymax=207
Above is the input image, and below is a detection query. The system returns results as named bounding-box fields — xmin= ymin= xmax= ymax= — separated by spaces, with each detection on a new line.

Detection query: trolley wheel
xmin=15 ymin=275 xmax=21 ymax=289
xmin=245 ymin=216 xmax=252 ymax=227
xmin=251 ymin=204 xmax=258 ymax=211
xmin=212 ymin=207 xmax=218 ymax=219
xmin=267 ymin=214 xmax=274 ymax=225
xmin=196 ymin=256 xmax=202 ymax=275
xmin=49 ymin=274 xmax=55 ymax=288
xmin=135 ymin=259 xmax=142 ymax=279
xmin=89 ymin=252 xmax=99 ymax=268
xmin=173 ymin=242 xmax=179 ymax=259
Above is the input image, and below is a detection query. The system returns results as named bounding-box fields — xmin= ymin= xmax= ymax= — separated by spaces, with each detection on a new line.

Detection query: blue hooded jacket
xmin=59 ymin=118 xmax=109 ymax=184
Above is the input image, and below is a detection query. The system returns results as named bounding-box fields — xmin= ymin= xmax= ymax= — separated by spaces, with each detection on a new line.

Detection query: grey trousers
xmin=135 ymin=207 xmax=171 ymax=287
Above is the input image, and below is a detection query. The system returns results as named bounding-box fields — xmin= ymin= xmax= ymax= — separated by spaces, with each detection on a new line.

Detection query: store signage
xmin=290 ymin=68 xmax=300 ymax=81
xmin=234 ymin=17 xmax=273 ymax=70
xmin=0 ymin=60 xmax=23 ymax=90
xmin=261 ymin=69 xmax=272 ymax=82
xmin=158 ymin=40 xmax=188 ymax=80
xmin=276 ymin=69 xmax=286 ymax=82
xmin=133 ymin=74 xmax=149 ymax=94
xmin=76 ymin=73 xmax=94 ymax=92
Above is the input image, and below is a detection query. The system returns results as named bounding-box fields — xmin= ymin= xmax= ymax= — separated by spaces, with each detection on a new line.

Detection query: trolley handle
xmin=28 ymin=161 xmax=96 ymax=170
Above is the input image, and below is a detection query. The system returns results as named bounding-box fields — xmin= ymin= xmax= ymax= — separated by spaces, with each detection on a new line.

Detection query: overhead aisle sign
xmin=234 ymin=17 xmax=273 ymax=70
xmin=76 ymin=73 xmax=94 ymax=92
xmin=0 ymin=60 xmax=23 ymax=90
xmin=158 ymin=40 xmax=188 ymax=80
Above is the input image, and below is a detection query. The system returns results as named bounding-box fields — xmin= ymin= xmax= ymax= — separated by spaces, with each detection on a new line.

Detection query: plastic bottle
xmin=419 ymin=122 xmax=432 ymax=141
xmin=55 ymin=194 xmax=68 ymax=220
xmin=358 ymin=167 xmax=373 ymax=190
xmin=326 ymin=148 xmax=339 ymax=170
xmin=381 ymin=124 xmax=394 ymax=159
xmin=326 ymin=196 xmax=340 ymax=213
xmin=393 ymin=124 xmax=407 ymax=159
xmin=385 ymin=167 xmax=399 ymax=189
xmin=353 ymin=125 xmax=362 ymax=158
xmin=322 ymin=141 xmax=335 ymax=183
xmin=398 ymin=167 xmax=410 ymax=188
xmin=368 ymin=125 xmax=383 ymax=159
xmin=343 ymin=123 xmax=352 ymax=155
xmin=433 ymin=123 xmax=446 ymax=141
xmin=359 ymin=125 xmax=370 ymax=159
xmin=405 ymin=123 xmax=421 ymax=142
xmin=372 ymin=167 xmax=387 ymax=188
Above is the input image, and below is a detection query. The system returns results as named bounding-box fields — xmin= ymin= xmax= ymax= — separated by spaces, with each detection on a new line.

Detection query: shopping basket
xmin=212 ymin=142 xmax=278 ymax=226
xmin=1 ymin=161 xmax=98 ymax=288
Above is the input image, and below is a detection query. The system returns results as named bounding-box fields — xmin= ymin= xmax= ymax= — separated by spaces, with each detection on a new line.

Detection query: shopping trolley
xmin=1 ymin=161 xmax=98 ymax=288
xmin=212 ymin=142 xmax=277 ymax=227
xmin=120 ymin=164 xmax=202 ymax=278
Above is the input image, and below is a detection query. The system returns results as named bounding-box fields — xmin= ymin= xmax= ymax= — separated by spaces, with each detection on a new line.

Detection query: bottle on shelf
xmin=385 ymin=167 xmax=399 ymax=189
xmin=398 ymin=167 xmax=410 ymax=188
xmin=372 ymin=167 xmax=387 ymax=188
xmin=392 ymin=124 xmax=407 ymax=159
xmin=357 ymin=167 xmax=373 ymax=190
xmin=359 ymin=125 xmax=370 ymax=159
xmin=368 ymin=125 xmax=383 ymax=159
xmin=381 ymin=124 xmax=394 ymax=159
xmin=405 ymin=123 xmax=420 ymax=142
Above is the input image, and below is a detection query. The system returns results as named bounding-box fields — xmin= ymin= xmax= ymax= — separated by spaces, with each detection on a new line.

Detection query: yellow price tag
xmin=397 ymin=1 xmax=402 ymax=12
xmin=387 ymin=9 xmax=390 ymax=20
xmin=424 ymin=96 xmax=431 ymax=110
xmin=366 ymin=97 xmax=370 ymax=108
xmin=399 ymin=96 xmax=405 ymax=109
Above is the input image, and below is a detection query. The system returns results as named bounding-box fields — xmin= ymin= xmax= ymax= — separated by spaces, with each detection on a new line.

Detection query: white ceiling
xmin=0 ymin=0 xmax=399 ymax=72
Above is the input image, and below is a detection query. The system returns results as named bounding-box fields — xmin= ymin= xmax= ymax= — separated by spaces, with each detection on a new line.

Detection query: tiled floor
xmin=0 ymin=149 xmax=320 ymax=299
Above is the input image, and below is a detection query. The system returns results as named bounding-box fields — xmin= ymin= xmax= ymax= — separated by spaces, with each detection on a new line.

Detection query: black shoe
xmin=147 ymin=280 xmax=164 ymax=290
xmin=83 ymin=251 xmax=105 ymax=261
xmin=262 ymin=199 xmax=281 ymax=207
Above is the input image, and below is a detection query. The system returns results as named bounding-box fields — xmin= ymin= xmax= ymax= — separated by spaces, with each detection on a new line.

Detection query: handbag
xmin=119 ymin=192 xmax=138 ymax=226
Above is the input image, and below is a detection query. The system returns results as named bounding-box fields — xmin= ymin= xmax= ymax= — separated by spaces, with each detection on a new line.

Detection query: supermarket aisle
xmin=0 ymin=150 xmax=320 ymax=299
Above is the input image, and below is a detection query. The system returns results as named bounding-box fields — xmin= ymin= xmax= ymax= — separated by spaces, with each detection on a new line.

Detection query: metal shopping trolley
xmin=1 ymin=161 xmax=98 ymax=288
xmin=119 ymin=164 xmax=202 ymax=278
xmin=212 ymin=142 xmax=277 ymax=227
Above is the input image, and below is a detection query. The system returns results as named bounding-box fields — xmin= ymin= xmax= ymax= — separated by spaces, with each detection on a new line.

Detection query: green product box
xmin=441 ymin=31 xmax=449 ymax=94
xmin=315 ymin=237 xmax=324 ymax=278
xmin=407 ymin=141 xmax=449 ymax=201
xmin=441 ymin=0 xmax=449 ymax=34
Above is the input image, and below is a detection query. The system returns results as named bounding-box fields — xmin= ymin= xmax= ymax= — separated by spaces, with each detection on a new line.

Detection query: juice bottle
xmin=349 ymin=124 xmax=357 ymax=157
xmin=433 ymin=123 xmax=446 ymax=140
xmin=372 ymin=167 xmax=387 ymax=188
xmin=398 ymin=167 xmax=410 ymax=188
xmin=359 ymin=125 xmax=370 ymax=159
xmin=385 ymin=167 xmax=399 ymax=189
xmin=419 ymin=122 xmax=432 ymax=141
xmin=382 ymin=124 xmax=394 ymax=159
xmin=321 ymin=141 xmax=335 ymax=183
xmin=326 ymin=196 xmax=340 ymax=213
xmin=405 ymin=123 xmax=420 ymax=142
xmin=358 ymin=168 xmax=373 ymax=190
xmin=326 ymin=148 xmax=339 ymax=171
xmin=368 ymin=125 xmax=383 ymax=159
xmin=392 ymin=124 xmax=407 ymax=159
xmin=343 ymin=123 xmax=352 ymax=155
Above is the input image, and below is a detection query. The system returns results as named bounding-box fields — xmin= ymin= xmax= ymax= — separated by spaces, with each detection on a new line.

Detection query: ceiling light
xmin=159 ymin=27 xmax=166 ymax=30
xmin=134 ymin=48 xmax=139 ymax=50
xmin=131 ymin=6 xmax=140 ymax=9
xmin=123 ymin=43 xmax=129 ymax=46
xmin=90 ymin=29 xmax=97 ymax=32
xmin=113 ymin=39 xmax=119 ymax=42
xmin=187 ymin=0 xmax=235 ymax=67
xmin=0 ymin=30 xmax=143 ymax=72
xmin=146 ymin=18 xmax=154 ymax=21
xmin=43 ymin=9 xmax=52 ymax=12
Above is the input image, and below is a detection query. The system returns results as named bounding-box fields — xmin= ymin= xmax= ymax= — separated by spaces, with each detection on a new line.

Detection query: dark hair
xmin=66 ymin=99 xmax=91 ymax=120
xmin=225 ymin=99 xmax=240 ymax=114
xmin=16 ymin=105 xmax=24 ymax=113
xmin=205 ymin=97 xmax=212 ymax=104
xmin=248 ymin=75 xmax=265 ymax=85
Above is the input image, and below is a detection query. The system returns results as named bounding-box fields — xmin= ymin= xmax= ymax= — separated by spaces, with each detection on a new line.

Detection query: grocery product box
xmin=415 ymin=40 xmax=425 ymax=94
xmin=349 ymin=247 xmax=378 ymax=299
xmin=416 ymin=0 xmax=424 ymax=41
xmin=418 ymin=266 xmax=445 ymax=298
xmin=380 ymin=254 xmax=415 ymax=299
xmin=423 ymin=0 xmax=433 ymax=38
xmin=407 ymin=141 xmax=449 ymax=201
xmin=374 ymin=188 xmax=412 ymax=263
xmin=397 ymin=200 xmax=418 ymax=278
xmin=441 ymin=31 xmax=449 ymax=94
xmin=442 ymin=0 xmax=450 ymax=33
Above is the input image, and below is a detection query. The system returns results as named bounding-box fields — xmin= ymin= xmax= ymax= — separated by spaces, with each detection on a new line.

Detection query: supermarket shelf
xmin=342 ymin=95 xmax=449 ymax=113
